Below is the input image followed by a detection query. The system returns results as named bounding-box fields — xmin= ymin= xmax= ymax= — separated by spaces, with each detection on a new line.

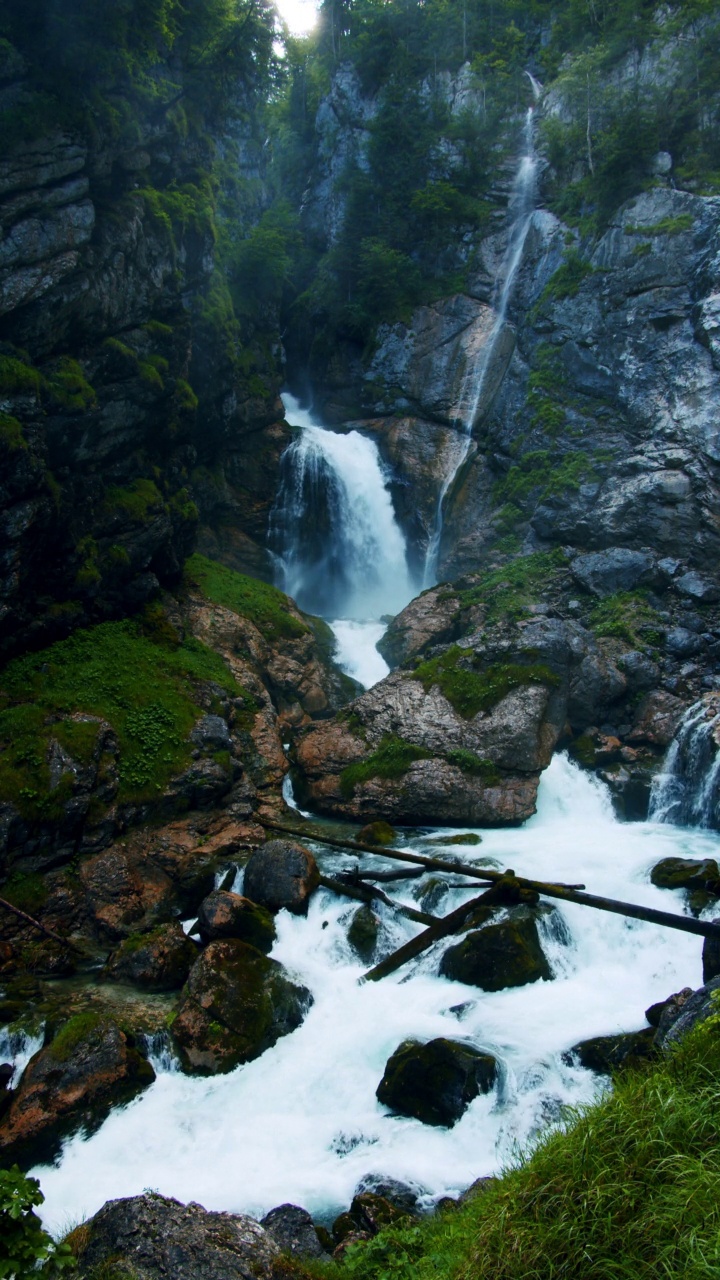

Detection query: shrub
xmin=0 ymin=1165 xmax=74 ymax=1278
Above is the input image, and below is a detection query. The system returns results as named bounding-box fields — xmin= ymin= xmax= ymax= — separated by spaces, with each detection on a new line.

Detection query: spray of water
xmin=649 ymin=699 xmax=720 ymax=828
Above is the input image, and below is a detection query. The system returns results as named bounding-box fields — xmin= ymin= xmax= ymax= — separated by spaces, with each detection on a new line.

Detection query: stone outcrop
xmin=0 ymin=1013 xmax=155 ymax=1167
xmin=563 ymin=1029 xmax=656 ymax=1075
xmin=376 ymin=1037 xmax=498 ymax=1127
xmin=73 ymin=1193 xmax=281 ymax=1280
xmin=171 ymin=939 xmax=312 ymax=1074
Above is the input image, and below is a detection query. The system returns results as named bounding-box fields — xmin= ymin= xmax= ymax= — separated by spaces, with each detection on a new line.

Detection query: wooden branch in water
xmin=261 ymin=817 xmax=720 ymax=942
xmin=318 ymin=875 xmax=437 ymax=926
xmin=362 ymin=892 xmax=494 ymax=983
xmin=0 ymin=896 xmax=83 ymax=953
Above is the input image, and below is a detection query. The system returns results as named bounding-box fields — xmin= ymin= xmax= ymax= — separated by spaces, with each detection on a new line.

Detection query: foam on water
xmin=329 ymin=620 xmax=390 ymax=689
xmin=35 ymin=755 xmax=712 ymax=1234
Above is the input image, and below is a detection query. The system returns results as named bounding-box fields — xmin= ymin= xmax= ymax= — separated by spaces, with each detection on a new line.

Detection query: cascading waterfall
xmin=649 ymin=699 xmax=720 ymax=828
xmin=269 ymin=392 xmax=416 ymax=686
xmin=422 ymin=96 xmax=540 ymax=588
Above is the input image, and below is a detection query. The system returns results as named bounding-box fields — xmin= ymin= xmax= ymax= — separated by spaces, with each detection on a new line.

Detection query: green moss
xmin=0 ymin=412 xmax=26 ymax=452
xmin=569 ymin=732 xmax=597 ymax=768
xmin=53 ymin=718 xmax=101 ymax=766
xmin=104 ymin=479 xmax=164 ymax=523
xmin=589 ymin=591 xmax=662 ymax=648
xmin=185 ymin=553 xmax=308 ymax=641
xmin=0 ymin=618 xmax=240 ymax=813
xmin=631 ymin=241 xmax=653 ymax=258
xmin=2 ymin=870 xmax=48 ymax=913
xmin=457 ymin=549 xmax=568 ymax=625
xmin=168 ymin=488 xmax=199 ymax=525
xmin=46 ymin=357 xmax=96 ymax=412
xmin=49 ymin=1012 xmax=105 ymax=1062
xmin=340 ymin=735 xmax=433 ymax=798
xmin=174 ymin=379 xmax=199 ymax=412
xmin=444 ymin=749 xmax=500 ymax=782
xmin=0 ymin=353 xmax=42 ymax=396
xmin=411 ymin=647 xmax=560 ymax=719
xmin=534 ymin=251 xmax=595 ymax=309
xmin=138 ymin=360 xmax=165 ymax=390
xmin=493 ymin=450 xmax=597 ymax=509
xmin=624 ymin=213 xmax=694 ymax=235
xmin=143 ymin=320 xmax=174 ymax=339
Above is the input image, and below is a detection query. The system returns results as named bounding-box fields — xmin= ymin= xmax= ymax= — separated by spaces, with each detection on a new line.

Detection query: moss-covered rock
xmin=650 ymin=857 xmax=720 ymax=893
xmin=243 ymin=840 xmax=320 ymax=915
xmin=563 ymin=1029 xmax=656 ymax=1075
xmin=357 ymin=821 xmax=397 ymax=846
xmin=171 ymin=939 xmax=312 ymax=1075
xmin=347 ymin=905 xmax=381 ymax=964
xmin=376 ymin=1036 xmax=498 ymax=1127
xmin=196 ymin=890 xmax=276 ymax=952
xmin=102 ymin=922 xmax=198 ymax=991
xmin=440 ymin=913 xmax=552 ymax=991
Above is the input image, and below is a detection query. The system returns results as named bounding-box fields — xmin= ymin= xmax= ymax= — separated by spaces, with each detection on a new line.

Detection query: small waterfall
xmin=0 ymin=1022 xmax=45 ymax=1087
xmin=422 ymin=100 xmax=539 ymax=587
xmin=270 ymin=393 xmax=414 ymax=631
xmin=649 ymin=698 xmax=720 ymax=828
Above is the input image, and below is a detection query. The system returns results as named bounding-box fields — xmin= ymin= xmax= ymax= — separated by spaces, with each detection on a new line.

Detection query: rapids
xmin=35 ymin=755 xmax=713 ymax=1234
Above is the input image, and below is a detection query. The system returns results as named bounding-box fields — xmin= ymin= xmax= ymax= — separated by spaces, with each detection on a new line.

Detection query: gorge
xmin=2 ymin=0 xmax=720 ymax=1276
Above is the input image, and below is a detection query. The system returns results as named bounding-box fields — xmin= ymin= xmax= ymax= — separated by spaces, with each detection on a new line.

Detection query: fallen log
xmin=0 ymin=896 xmax=84 ymax=953
xmin=318 ymin=875 xmax=437 ymax=926
xmin=260 ymin=818 xmax=720 ymax=943
xmin=362 ymin=891 xmax=494 ymax=982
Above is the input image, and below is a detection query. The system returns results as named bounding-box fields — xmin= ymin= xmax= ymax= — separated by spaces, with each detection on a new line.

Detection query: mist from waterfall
xmin=649 ymin=699 xmax=720 ymax=828
xmin=422 ymin=99 xmax=540 ymax=588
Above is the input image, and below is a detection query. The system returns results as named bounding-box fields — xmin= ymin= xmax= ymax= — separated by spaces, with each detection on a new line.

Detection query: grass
xmin=624 ymin=214 xmax=694 ymax=236
xmin=0 ymin=617 xmax=241 ymax=816
xmin=411 ymin=648 xmax=560 ymax=719
xmin=493 ymin=450 xmax=598 ymax=510
xmin=589 ymin=591 xmax=663 ymax=649
xmin=308 ymin=1016 xmax=720 ymax=1280
xmin=340 ymin=735 xmax=432 ymax=797
xmin=49 ymin=1012 xmax=105 ymax=1062
xmin=444 ymin=749 xmax=500 ymax=782
xmin=455 ymin=550 xmax=568 ymax=626
xmin=185 ymin=553 xmax=308 ymax=641
xmin=103 ymin=479 xmax=164 ymax=523
xmin=533 ymin=251 xmax=595 ymax=311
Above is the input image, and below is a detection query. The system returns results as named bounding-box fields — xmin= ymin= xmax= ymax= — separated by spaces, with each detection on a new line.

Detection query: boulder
xmin=171 ymin=939 xmax=312 ymax=1075
xmin=102 ymin=922 xmax=197 ymax=991
xmin=347 ymin=905 xmax=380 ymax=963
xmin=349 ymin=1192 xmax=414 ymax=1233
xmin=196 ymin=891 xmax=276 ymax=953
xmin=353 ymin=1173 xmax=424 ymax=1214
xmin=357 ymin=821 xmax=397 ymax=846
xmin=0 ymin=1014 xmax=154 ymax=1167
xmin=440 ymin=913 xmax=552 ymax=991
xmin=563 ymin=1029 xmax=656 ymax=1075
xmin=654 ymin=976 xmax=720 ymax=1050
xmin=570 ymin=548 xmax=659 ymax=598
xmin=675 ymin=571 xmax=720 ymax=603
xmin=649 ymin=857 xmax=720 ymax=892
xmin=243 ymin=840 xmax=320 ymax=915
xmin=74 ymin=1192 xmax=280 ymax=1280
xmin=628 ymin=691 xmax=688 ymax=746
xmin=376 ymin=1036 xmax=498 ymax=1127
xmin=645 ymin=987 xmax=693 ymax=1028
xmin=260 ymin=1203 xmax=325 ymax=1259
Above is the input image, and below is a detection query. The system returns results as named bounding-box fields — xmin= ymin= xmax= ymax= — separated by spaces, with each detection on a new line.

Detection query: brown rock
xmin=102 ymin=921 xmax=198 ymax=991
xmin=0 ymin=1013 xmax=155 ymax=1167
xmin=171 ymin=939 xmax=312 ymax=1075
xmin=628 ymin=690 xmax=688 ymax=746
xmin=196 ymin=890 xmax=276 ymax=952
xmin=243 ymin=840 xmax=320 ymax=915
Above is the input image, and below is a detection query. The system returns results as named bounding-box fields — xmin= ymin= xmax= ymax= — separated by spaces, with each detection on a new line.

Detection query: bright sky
xmin=275 ymin=0 xmax=320 ymax=36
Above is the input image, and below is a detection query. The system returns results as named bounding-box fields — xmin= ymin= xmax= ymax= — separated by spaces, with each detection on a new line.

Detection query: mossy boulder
xmin=440 ymin=913 xmax=552 ymax=991
xmin=0 ymin=1013 xmax=155 ymax=1167
xmin=196 ymin=890 xmax=276 ymax=953
xmin=376 ymin=1036 xmax=498 ymax=1127
xmin=243 ymin=840 xmax=320 ymax=915
xmin=171 ymin=939 xmax=312 ymax=1075
xmin=650 ymin=857 xmax=720 ymax=892
xmin=563 ymin=1028 xmax=656 ymax=1075
xmin=102 ymin=921 xmax=197 ymax=991
xmin=357 ymin=821 xmax=397 ymax=846
xmin=347 ymin=905 xmax=381 ymax=963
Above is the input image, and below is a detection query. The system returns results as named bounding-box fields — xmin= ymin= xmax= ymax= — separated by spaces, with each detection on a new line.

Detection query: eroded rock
xmin=376 ymin=1036 xmax=498 ymax=1127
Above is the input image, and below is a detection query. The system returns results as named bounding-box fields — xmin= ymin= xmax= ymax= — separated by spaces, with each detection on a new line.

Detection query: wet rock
xmin=563 ymin=1029 xmax=656 ymax=1075
xmin=378 ymin=585 xmax=463 ymax=668
xmin=649 ymin=857 xmax=720 ymax=893
xmin=0 ymin=1013 xmax=155 ymax=1167
xmin=79 ymin=839 xmax=215 ymax=943
xmin=243 ymin=840 xmax=320 ymax=915
xmin=570 ymin=548 xmax=659 ymax=598
xmin=628 ymin=691 xmax=688 ymax=746
xmin=376 ymin=1036 xmax=498 ymax=1127
xmin=331 ymin=1211 xmax=361 ymax=1245
xmin=260 ymin=1204 xmax=325 ymax=1259
xmin=353 ymin=1173 xmax=424 ymax=1214
xmin=646 ymin=987 xmax=694 ymax=1037
xmin=347 ymin=905 xmax=380 ymax=964
xmin=332 ymin=1230 xmax=372 ymax=1258
xmin=75 ymin=1192 xmax=280 ymax=1280
xmin=655 ymin=976 xmax=720 ymax=1050
xmin=357 ymin=821 xmax=397 ymax=846
xmin=102 ymin=921 xmax=197 ymax=991
xmin=440 ymin=913 xmax=552 ymax=991
xmin=675 ymin=572 xmax=720 ymax=603
xmin=458 ymin=1176 xmax=499 ymax=1203
xmin=350 ymin=1192 xmax=414 ymax=1233
xmin=171 ymin=939 xmax=312 ymax=1075
xmin=702 ymin=921 xmax=720 ymax=984
xmin=196 ymin=890 xmax=276 ymax=953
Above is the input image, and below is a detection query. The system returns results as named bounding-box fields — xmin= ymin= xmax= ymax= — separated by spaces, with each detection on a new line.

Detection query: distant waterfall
xmin=422 ymin=101 xmax=539 ymax=587
xmin=649 ymin=698 xmax=720 ymax=828
xmin=269 ymin=394 xmax=414 ymax=622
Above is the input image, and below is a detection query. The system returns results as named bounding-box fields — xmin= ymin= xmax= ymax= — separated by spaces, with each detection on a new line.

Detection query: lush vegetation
xmin=0 ymin=613 xmax=240 ymax=817
xmin=184 ymin=552 xmax=309 ymax=640
xmin=0 ymin=1166 xmax=73 ymax=1279
xmin=589 ymin=591 xmax=664 ymax=649
xmin=340 ymin=735 xmax=432 ymax=797
xmin=455 ymin=549 xmax=568 ymax=623
xmin=411 ymin=646 xmax=560 ymax=718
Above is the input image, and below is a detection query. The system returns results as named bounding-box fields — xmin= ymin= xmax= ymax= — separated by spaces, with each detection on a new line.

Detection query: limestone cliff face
xmin=0 ymin=79 xmax=288 ymax=658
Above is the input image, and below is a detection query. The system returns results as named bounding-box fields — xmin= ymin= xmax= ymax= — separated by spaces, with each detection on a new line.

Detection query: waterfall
xmin=649 ymin=698 xmax=720 ymax=828
xmin=269 ymin=394 xmax=415 ymax=686
xmin=422 ymin=101 xmax=539 ymax=588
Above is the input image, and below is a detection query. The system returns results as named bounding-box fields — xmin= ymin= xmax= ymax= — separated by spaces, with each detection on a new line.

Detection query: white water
xmin=36 ymin=756 xmax=713 ymax=1235
xmin=650 ymin=699 xmax=720 ymax=828
xmin=0 ymin=1023 xmax=45 ymax=1088
xmin=423 ymin=103 xmax=539 ymax=587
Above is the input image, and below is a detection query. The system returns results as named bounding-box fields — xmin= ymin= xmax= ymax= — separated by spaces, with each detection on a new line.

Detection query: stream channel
xmin=33 ymin=392 xmax=719 ymax=1236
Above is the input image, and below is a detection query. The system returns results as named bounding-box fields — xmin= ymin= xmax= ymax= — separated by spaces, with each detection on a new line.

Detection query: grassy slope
xmin=312 ymin=1016 xmax=720 ymax=1280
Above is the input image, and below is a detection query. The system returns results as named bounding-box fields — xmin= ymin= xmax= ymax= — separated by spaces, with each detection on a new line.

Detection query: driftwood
xmin=318 ymin=875 xmax=437 ymax=926
xmin=362 ymin=892 xmax=495 ymax=983
xmin=0 ymin=896 xmax=83 ymax=953
xmin=261 ymin=817 xmax=720 ymax=943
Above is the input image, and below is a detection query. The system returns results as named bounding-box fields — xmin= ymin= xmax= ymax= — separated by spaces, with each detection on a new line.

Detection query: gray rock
xmin=76 ymin=1193 xmax=280 ymax=1280
xmin=376 ymin=1037 xmax=498 ymax=1127
xmin=190 ymin=715 xmax=232 ymax=749
xmin=655 ymin=976 xmax=720 ymax=1050
xmin=353 ymin=1174 xmax=425 ymax=1214
xmin=675 ymin=572 xmax=720 ymax=603
xmin=665 ymin=627 xmax=703 ymax=657
xmin=243 ymin=840 xmax=320 ymax=915
xmin=260 ymin=1204 xmax=325 ymax=1259
xmin=570 ymin=548 xmax=658 ymax=598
